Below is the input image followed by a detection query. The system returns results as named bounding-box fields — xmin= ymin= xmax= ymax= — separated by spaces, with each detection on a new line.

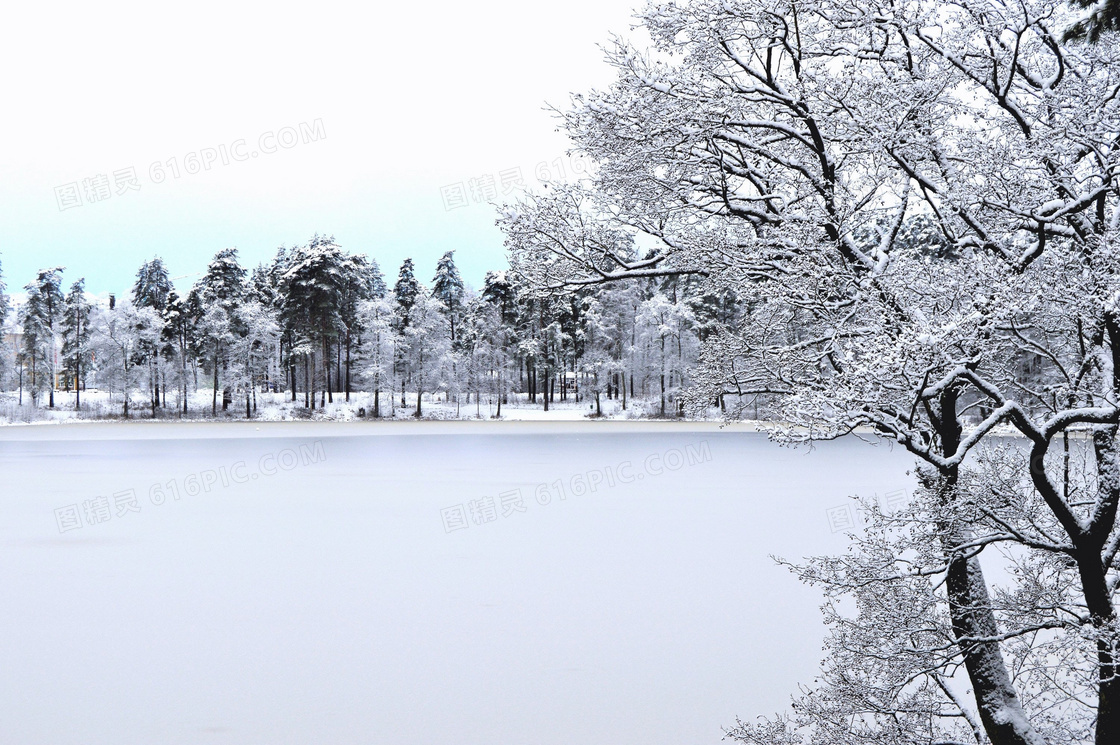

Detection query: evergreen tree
xmin=132 ymin=258 xmax=173 ymax=311
xmin=279 ymin=235 xmax=347 ymax=408
xmin=481 ymin=270 xmax=516 ymax=324
xmin=60 ymin=279 xmax=92 ymax=408
xmin=1065 ymin=0 xmax=1120 ymax=41
xmin=432 ymin=251 xmax=465 ymax=344
xmin=393 ymin=258 xmax=420 ymax=329
xmin=162 ymin=290 xmax=198 ymax=414
xmin=365 ymin=257 xmax=387 ymax=300
xmin=247 ymin=263 xmax=278 ymax=308
xmin=338 ymin=253 xmax=383 ymax=401
xmin=20 ymin=267 xmax=65 ymax=407
xmin=196 ymin=248 xmax=246 ymax=413
xmin=133 ymin=258 xmax=174 ymax=413
xmin=392 ymin=258 xmax=421 ymax=406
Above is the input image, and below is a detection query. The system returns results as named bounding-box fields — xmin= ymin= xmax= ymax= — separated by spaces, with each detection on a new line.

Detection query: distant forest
xmin=0 ymin=236 xmax=737 ymax=418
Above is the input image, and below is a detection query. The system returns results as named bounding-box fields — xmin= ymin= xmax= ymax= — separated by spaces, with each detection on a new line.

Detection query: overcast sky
xmin=0 ymin=0 xmax=640 ymax=298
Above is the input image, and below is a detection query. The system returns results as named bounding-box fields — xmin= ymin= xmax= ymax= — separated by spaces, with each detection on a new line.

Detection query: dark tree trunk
xmin=324 ymin=337 xmax=333 ymax=404
xmin=933 ymin=388 xmax=1045 ymax=745
xmin=345 ymin=331 xmax=352 ymax=402
xmin=211 ymin=343 xmax=219 ymax=416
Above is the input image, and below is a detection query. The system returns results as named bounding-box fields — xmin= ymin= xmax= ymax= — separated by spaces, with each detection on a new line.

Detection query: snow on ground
xmin=0 ymin=424 xmax=916 ymax=745
xmin=0 ymin=388 xmax=668 ymax=425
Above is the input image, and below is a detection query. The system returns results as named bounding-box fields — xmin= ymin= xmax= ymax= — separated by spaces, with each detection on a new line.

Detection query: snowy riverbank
xmin=0 ymin=417 xmax=768 ymax=441
xmin=0 ymin=388 xmax=737 ymax=426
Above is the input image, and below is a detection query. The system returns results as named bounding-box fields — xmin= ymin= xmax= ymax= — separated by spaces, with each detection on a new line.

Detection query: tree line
xmin=0 ymin=237 xmax=746 ymax=419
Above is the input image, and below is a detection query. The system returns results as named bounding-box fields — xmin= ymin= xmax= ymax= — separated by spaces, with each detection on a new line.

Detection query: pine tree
xmin=162 ymin=290 xmax=198 ymax=414
xmin=133 ymin=258 xmax=174 ymax=413
xmin=1065 ymin=0 xmax=1120 ymax=41
xmin=393 ymin=258 xmax=420 ymax=329
xmin=199 ymin=248 xmax=247 ymax=311
xmin=196 ymin=248 xmax=246 ymax=413
xmin=432 ymin=250 xmax=465 ymax=344
xmin=279 ymin=236 xmax=348 ymax=408
xmin=20 ymin=267 xmax=65 ymax=407
xmin=392 ymin=258 xmax=420 ymax=406
xmin=60 ymin=279 xmax=92 ymax=409
xmin=337 ymin=253 xmax=383 ymax=401
xmin=132 ymin=258 xmax=173 ymax=311
xmin=365 ymin=257 xmax=387 ymax=300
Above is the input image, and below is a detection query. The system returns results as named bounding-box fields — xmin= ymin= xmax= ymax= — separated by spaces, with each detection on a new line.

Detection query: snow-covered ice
xmin=0 ymin=422 xmax=915 ymax=745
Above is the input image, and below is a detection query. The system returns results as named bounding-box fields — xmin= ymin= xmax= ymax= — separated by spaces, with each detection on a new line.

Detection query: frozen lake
xmin=0 ymin=422 xmax=915 ymax=745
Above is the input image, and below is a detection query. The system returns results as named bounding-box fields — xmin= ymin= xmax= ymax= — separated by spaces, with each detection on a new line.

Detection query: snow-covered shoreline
xmin=0 ymin=417 xmax=768 ymax=441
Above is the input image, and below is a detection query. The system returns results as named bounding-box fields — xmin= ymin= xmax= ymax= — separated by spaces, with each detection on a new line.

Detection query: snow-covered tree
xmin=1066 ymin=0 xmax=1120 ymax=41
xmin=575 ymin=295 xmax=614 ymax=416
xmin=196 ymin=248 xmax=246 ymax=414
xmin=229 ymin=301 xmax=279 ymax=418
xmin=481 ymin=271 xmax=519 ymax=416
xmin=91 ymin=301 xmax=160 ymax=418
xmin=432 ymin=250 xmax=465 ymax=345
xmin=161 ymin=289 xmax=198 ymax=415
xmin=277 ymin=236 xmax=379 ymax=407
xmin=19 ymin=267 xmax=65 ymax=407
xmin=392 ymin=258 xmax=421 ymax=407
xmin=359 ymin=296 xmax=398 ymax=417
xmin=636 ymin=291 xmax=694 ymax=417
xmin=0 ymin=257 xmax=10 ymax=388
xmin=132 ymin=258 xmax=174 ymax=413
xmin=401 ymin=292 xmax=449 ymax=417
xmin=132 ymin=258 xmax=172 ymax=311
xmin=339 ymin=252 xmax=384 ymax=401
xmin=501 ymin=0 xmax=1120 ymax=742
xmin=60 ymin=279 xmax=92 ymax=408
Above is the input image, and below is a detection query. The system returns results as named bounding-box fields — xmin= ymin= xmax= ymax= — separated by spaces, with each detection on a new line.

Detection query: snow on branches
xmin=499 ymin=1 xmax=1120 ymax=742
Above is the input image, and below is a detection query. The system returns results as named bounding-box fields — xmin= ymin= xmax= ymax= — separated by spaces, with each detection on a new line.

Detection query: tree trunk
xmin=211 ymin=343 xmax=219 ymax=416
xmin=75 ymin=333 xmax=81 ymax=411
xmin=933 ymin=388 xmax=1046 ymax=745
xmin=324 ymin=337 xmax=333 ymax=405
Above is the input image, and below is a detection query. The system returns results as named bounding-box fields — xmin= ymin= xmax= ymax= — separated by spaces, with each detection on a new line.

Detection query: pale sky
xmin=0 ymin=0 xmax=640 ymax=297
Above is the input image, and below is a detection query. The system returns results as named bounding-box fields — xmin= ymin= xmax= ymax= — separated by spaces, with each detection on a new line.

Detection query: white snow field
xmin=0 ymin=422 xmax=915 ymax=745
